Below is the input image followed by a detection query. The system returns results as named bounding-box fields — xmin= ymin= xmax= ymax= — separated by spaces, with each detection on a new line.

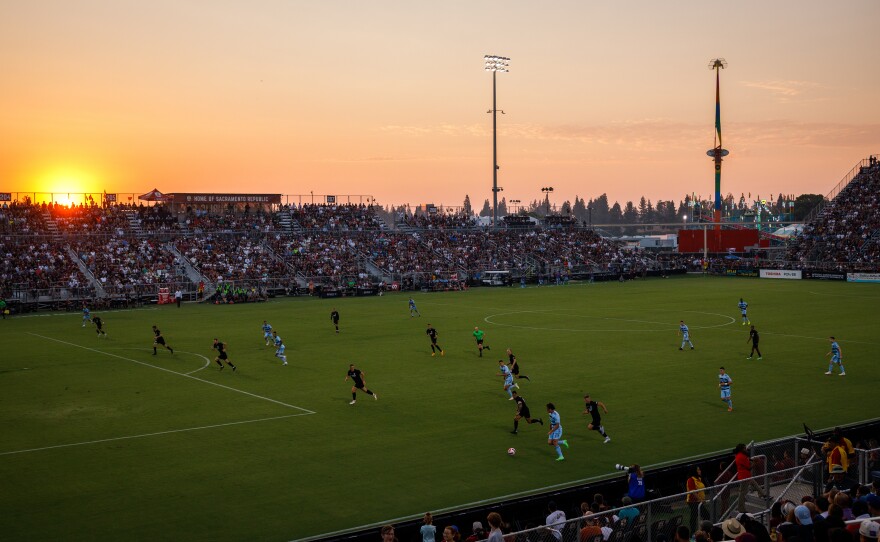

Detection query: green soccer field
xmin=1 ymin=276 xmax=878 ymax=541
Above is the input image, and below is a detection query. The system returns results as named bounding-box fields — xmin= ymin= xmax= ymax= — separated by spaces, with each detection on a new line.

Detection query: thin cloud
xmin=740 ymin=80 xmax=825 ymax=103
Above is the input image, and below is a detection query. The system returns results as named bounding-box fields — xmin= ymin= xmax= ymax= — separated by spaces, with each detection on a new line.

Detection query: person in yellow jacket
xmin=686 ymin=466 xmax=708 ymax=531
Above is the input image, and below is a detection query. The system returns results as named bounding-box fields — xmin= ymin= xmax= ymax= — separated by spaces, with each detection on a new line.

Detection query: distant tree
xmin=463 ymin=195 xmax=473 ymax=216
xmin=561 ymin=200 xmax=572 ymax=215
xmin=498 ymin=197 xmax=508 ymax=216
xmin=623 ymin=201 xmax=638 ymax=224
xmin=572 ymin=196 xmax=587 ymax=222
xmin=479 ymin=199 xmax=491 ymax=217
xmin=638 ymin=197 xmax=648 ymax=223
xmin=592 ymin=194 xmax=610 ymax=223
xmin=793 ymin=194 xmax=825 ymax=221
xmin=609 ymin=202 xmax=622 ymax=224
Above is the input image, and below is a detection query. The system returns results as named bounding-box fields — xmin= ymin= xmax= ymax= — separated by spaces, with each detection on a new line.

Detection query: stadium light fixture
xmin=485 ymin=54 xmax=510 ymax=229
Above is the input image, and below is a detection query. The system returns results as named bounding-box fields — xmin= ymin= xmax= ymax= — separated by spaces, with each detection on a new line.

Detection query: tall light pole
xmin=707 ymin=58 xmax=729 ymax=232
xmin=485 ymin=54 xmax=509 ymax=228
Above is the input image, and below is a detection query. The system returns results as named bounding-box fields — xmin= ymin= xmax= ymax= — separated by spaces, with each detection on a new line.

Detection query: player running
xmin=425 ymin=324 xmax=444 ymax=357
xmin=473 ymin=326 xmax=490 ymax=357
xmin=582 ymin=394 xmax=611 ymax=443
xmin=510 ymin=390 xmax=543 ymax=434
xmin=272 ymin=331 xmax=288 ymax=365
xmin=262 ymin=320 xmax=273 ymax=346
xmin=409 ymin=298 xmax=421 ymax=317
xmin=330 ymin=309 xmax=340 ymax=333
xmin=213 ymin=338 xmax=236 ymax=371
xmin=718 ymin=366 xmax=733 ymax=412
xmin=345 ymin=364 xmax=378 ymax=404
xmin=746 ymin=325 xmax=762 ymax=360
xmin=738 ymin=298 xmax=750 ymax=325
xmin=825 ymin=336 xmax=845 ymax=376
xmin=93 ymin=315 xmax=107 ymax=338
xmin=507 ymin=348 xmax=530 ymax=381
xmin=546 ymin=403 xmax=569 ymax=461
xmin=497 ymin=359 xmax=519 ymax=399
xmin=679 ymin=320 xmax=694 ymax=350
xmin=81 ymin=305 xmax=92 ymax=327
xmin=152 ymin=325 xmax=174 ymax=355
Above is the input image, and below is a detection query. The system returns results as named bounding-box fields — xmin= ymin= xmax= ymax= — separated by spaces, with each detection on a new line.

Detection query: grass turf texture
xmin=1 ymin=276 xmax=878 ymax=541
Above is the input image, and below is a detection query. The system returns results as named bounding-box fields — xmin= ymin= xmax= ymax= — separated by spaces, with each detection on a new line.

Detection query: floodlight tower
xmin=707 ymin=58 xmax=729 ymax=231
xmin=485 ymin=54 xmax=509 ymax=228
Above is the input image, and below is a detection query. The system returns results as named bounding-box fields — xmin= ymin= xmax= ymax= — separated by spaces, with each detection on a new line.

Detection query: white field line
xmin=16 ymin=308 xmax=158 ymax=318
xmin=181 ymin=351 xmax=211 ymax=374
xmin=27 ymin=333 xmax=315 ymax=414
xmin=0 ymin=413 xmax=309 ymax=456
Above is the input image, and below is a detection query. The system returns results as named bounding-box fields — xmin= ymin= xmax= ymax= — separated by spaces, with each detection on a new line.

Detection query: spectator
xmin=617 ymin=496 xmax=639 ymax=523
xmin=465 ymin=522 xmax=485 ymax=542
xmin=421 ymin=513 xmax=436 ymax=542
xmin=675 ymin=526 xmax=691 ymax=542
xmin=486 ymin=512 xmax=504 ymax=542
xmin=686 ymin=466 xmax=708 ymax=531
xmin=737 ymin=513 xmax=773 ymax=542
xmin=442 ymin=525 xmax=461 ymax=542
xmin=545 ymin=501 xmax=566 ymax=541
xmin=381 ymin=525 xmax=397 ymax=542
xmin=861 ymin=522 xmax=880 ymax=542
xmin=579 ymin=513 xmax=603 ymax=542
xmin=734 ymin=443 xmax=769 ymax=512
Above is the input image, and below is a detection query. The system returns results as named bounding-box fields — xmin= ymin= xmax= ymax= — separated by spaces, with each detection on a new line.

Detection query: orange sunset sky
xmin=2 ymin=1 xmax=879 ymax=208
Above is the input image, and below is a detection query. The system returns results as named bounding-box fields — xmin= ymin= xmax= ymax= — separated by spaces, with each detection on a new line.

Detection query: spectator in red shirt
xmin=735 ymin=443 xmax=769 ymax=512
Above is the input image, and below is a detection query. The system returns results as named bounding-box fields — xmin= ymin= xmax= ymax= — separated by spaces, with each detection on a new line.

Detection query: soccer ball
xmin=507 ymin=447 xmax=516 ymax=456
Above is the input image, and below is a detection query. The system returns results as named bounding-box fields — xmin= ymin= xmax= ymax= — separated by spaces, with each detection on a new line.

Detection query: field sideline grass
xmin=1 ymin=276 xmax=878 ymax=541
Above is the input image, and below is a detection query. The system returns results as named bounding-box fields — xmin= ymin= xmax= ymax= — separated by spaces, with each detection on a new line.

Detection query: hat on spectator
xmin=472 ymin=522 xmax=484 ymax=532
xmin=722 ymin=518 xmax=745 ymax=539
xmin=800 ymin=448 xmax=810 ymax=455
xmin=794 ymin=505 xmax=813 ymax=526
xmin=860 ymin=521 xmax=880 ymax=539
xmin=781 ymin=502 xmax=796 ymax=517
xmin=867 ymin=494 xmax=880 ymax=510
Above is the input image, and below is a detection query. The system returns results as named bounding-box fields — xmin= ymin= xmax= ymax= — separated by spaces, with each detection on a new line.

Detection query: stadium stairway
xmin=123 ymin=208 xmax=144 ymax=237
xmin=364 ymin=258 xmax=392 ymax=282
xmin=41 ymin=209 xmax=61 ymax=240
xmin=66 ymin=246 xmax=108 ymax=298
xmin=276 ymin=207 xmax=294 ymax=233
xmin=166 ymin=243 xmax=214 ymax=296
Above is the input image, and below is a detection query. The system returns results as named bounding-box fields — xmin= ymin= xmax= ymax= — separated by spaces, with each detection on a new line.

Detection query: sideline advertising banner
xmin=803 ymin=270 xmax=846 ymax=281
xmin=846 ymin=273 xmax=880 ymax=283
xmin=759 ymin=269 xmax=802 ymax=280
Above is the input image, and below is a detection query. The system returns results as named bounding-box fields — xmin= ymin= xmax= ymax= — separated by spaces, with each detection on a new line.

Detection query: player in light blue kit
xmin=738 ymin=298 xmax=750 ymax=325
xmin=262 ymin=320 xmax=273 ymax=346
xmin=408 ymin=298 xmax=421 ymax=317
xmin=81 ymin=305 xmax=91 ymax=327
xmin=497 ymin=359 xmax=519 ymax=399
xmin=272 ymin=331 xmax=288 ymax=365
xmin=824 ymin=336 xmax=845 ymax=376
xmin=546 ymin=403 xmax=569 ymax=461
xmin=718 ymin=366 xmax=733 ymax=412
xmin=679 ymin=320 xmax=694 ymax=350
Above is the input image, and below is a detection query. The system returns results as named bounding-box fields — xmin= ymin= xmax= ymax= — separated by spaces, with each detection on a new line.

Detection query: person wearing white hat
xmin=860 ymin=521 xmax=880 ymax=542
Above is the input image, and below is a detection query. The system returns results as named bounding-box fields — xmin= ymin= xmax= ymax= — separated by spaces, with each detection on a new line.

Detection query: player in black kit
xmin=506 ymin=348 xmax=530 ymax=381
xmin=510 ymin=390 xmax=543 ymax=434
xmin=345 ymin=364 xmax=377 ymax=405
xmin=426 ymin=324 xmax=444 ymax=357
xmin=213 ymin=338 xmax=236 ymax=371
xmin=93 ymin=315 xmax=107 ymax=338
xmin=746 ymin=325 xmax=762 ymax=360
xmin=583 ymin=394 xmax=611 ymax=443
xmin=152 ymin=325 xmax=173 ymax=355
xmin=330 ymin=309 xmax=340 ymax=333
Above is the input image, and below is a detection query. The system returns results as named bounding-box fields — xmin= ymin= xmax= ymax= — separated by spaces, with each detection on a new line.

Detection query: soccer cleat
xmin=728 ymin=407 xmax=733 ymax=412
xmin=282 ymin=361 xmax=288 ymax=366
xmin=561 ymin=440 xmax=569 ymax=449
xmin=742 ymin=322 xmax=745 ymax=326
xmin=539 ymin=419 xmax=544 ymax=425
xmin=373 ymin=393 xmax=378 ymax=400
xmin=679 ymin=347 xmax=683 ymax=351
xmin=604 ymin=436 xmax=611 ymax=444
xmin=431 ymin=353 xmax=436 ymax=357
xmin=746 ymin=357 xmax=752 ymax=359
xmin=170 ymin=348 xmax=174 ymax=354
xmin=152 ymin=352 xmax=157 ymax=356
xmin=510 ymin=430 xmax=518 ymax=435
xmin=508 ymin=396 xmax=514 ymax=400
xmin=349 ymin=400 xmax=356 ymax=405
xmin=219 ymin=365 xmax=224 ymax=371
xmin=839 ymin=372 xmax=846 ymax=376
xmin=440 ymin=351 xmax=444 ymax=356
xmin=690 ymin=346 xmax=694 ymax=350
xmin=757 ymin=357 xmax=762 ymax=360
xmin=825 ymin=371 xmax=833 ymax=375
xmin=232 ymin=365 xmax=236 ymax=372
xmin=556 ymin=456 xmax=565 ymax=461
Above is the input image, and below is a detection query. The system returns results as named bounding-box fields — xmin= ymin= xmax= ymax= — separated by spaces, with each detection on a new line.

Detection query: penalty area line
xmin=0 ymin=413 xmax=310 ymax=456
xmin=27 ymin=333 xmax=315 ymax=415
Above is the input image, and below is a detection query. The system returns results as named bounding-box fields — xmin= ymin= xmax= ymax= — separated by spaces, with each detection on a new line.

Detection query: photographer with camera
xmin=616 ymin=464 xmax=646 ymax=502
